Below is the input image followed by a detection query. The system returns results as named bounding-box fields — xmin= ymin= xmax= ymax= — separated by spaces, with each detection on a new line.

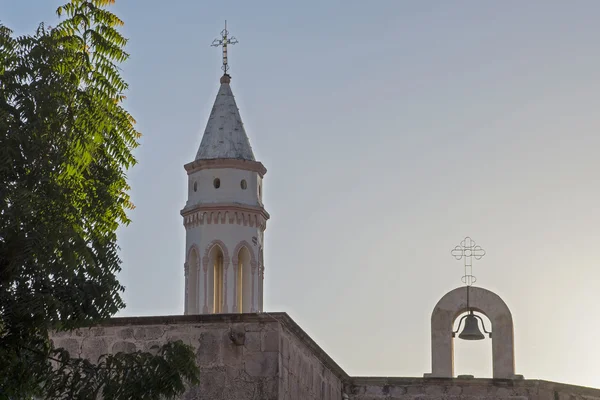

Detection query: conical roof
xmin=195 ymin=75 xmax=255 ymax=161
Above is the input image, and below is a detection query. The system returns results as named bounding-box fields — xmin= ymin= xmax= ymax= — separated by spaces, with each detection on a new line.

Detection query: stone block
xmin=90 ymin=327 xmax=105 ymax=336
xmin=244 ymin=331 xmax=261 ymax=352
xmin=389 ymin=386 xmax=407 ymax=396
xmin=222 ymin=340 xmax=243 ymax=366
xmin=55 ymin=338 xmax=81 ymax=358
xmin=447 ymin=385 xmax=463 ymax=395
xmin=262 ymin=330 xmax=279 ymax=352
xmin=244 ymin=352 xmax=278 ymax=377
xmin=117 ymin=327 xmax=134 ymax=340
xmin=144 ymin=340 xmax=163 ymax=353
xmin=461 ymin=384 xmax=489 ymax=396
xmin=229 ymin=324 xmax=246 ymax=346
xmin=111 ymin=340 xmax=137 ymax=354
xmin=133 ymin=326 xmax=164 ymax=340
xmin=254 ymin=377 xmax=279 ymax=400
xmin=195 ymin=331 xmax=221 ymax=366
xmin=407 ymin=385 xmax=424 ymax=395
xmin=81 ymin=337 xmax=108 ymax=364
xmin=73 ymin=328 xmax=91 ymax=338
xmin=425 ymin=385 xmax=444 ymax=396
xmin=197 ymin=368 xmax=227 ymax=399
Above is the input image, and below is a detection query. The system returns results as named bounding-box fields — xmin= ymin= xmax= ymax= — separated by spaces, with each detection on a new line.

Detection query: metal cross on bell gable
xmin=450 ymin=236 xmax=491 ymax=341
xmin=451 ymin=236 xmax=486 ymax=287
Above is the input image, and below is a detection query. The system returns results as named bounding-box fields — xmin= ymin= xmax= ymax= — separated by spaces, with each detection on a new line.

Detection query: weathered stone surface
xmin=196 ymin=330 xmax=221 ymax=366
xmin=133 ymin=326 xmax=164 ymax=340
xmin=117 ymin=327 xmax=134 ymax=340
xmin=244 ymin=351 xmax=278 ymax=377
xmin=54 ymin=337 xmax=81 ymax=357
xmin=229 ymin=324 xmax=246 ymax=346
xmin=50 ymin=313 xmax=600 ymax=400
xmin=262 ymin=330 xmax=279 ymax=352
xmin=245 ymin=331 xmax=261 ymax=352
xmin=111 ymin=340 xmax=137 ymax=354
xmin=81 ymin=337 xmax=108 ymax=363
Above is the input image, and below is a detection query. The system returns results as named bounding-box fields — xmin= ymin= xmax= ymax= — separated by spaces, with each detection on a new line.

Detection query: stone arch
xmin=232 ymin=240 xmax=256 ymax=265
xmin=185 ymin=244 xmax=201 ymax=315
xmin=232 ymin=241 xmax=257 ymax=313
xmin=203 ymin=239 xmax=230 ymax=266
xmin=427 ymin=286 xmax=516 ymax=379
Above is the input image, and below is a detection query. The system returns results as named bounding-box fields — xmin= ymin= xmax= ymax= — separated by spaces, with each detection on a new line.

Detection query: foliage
xmin=0 ymin=1 xmax=199 ymax=398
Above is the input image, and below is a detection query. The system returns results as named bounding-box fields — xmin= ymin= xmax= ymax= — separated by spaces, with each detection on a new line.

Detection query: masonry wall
xmin=50 ymin=313 xmax=348 ymax=400
xmin=51 ymin=315 xmax=281 ymax=400
xmin=278 ymin=321 xmax=346 ymax=400
xmin=347 ymin=378 xmax=600 ymax=400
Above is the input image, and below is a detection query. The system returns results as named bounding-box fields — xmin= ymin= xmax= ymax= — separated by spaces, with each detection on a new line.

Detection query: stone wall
xmin=52 ymin=314 xmax=281 ymax=400
xmin=50 ymin=312 xmax=348 ymax=400
xmin=347 ymin=378 xmax=600 ymax=400
xmin=51 ymin=313 xmax=600 ymax=400
xmin=278 ymin=316 xmax=347 ymax=400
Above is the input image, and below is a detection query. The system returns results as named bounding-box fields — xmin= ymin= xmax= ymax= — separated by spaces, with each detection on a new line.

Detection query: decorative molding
xmin=181 ymin=203 xmax=270 ymax=230
xmin=184 ymin=158 xmax=267 ymax=177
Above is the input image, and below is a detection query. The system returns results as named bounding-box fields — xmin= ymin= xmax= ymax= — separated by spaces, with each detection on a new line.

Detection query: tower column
xmin=202 ymin=256 xmax=209 ymax=313
xmin=251 ymin=261 xmax=258 ymax=312
xmin=222 ymin=259 xmax=230 ymax=313
xmin=232 ymin=256 xmax=239 ymax=313
xmin=183 ymin=262 xmax=189 ymax=314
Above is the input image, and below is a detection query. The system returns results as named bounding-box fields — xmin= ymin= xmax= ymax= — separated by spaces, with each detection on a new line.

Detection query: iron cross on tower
xmin=451 ymin=236 xmax=486 ymax=286
xmin=211 ymin=21 xmax=238 ymax=74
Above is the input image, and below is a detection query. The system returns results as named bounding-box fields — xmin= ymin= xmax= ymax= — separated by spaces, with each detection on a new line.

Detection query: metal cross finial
xmin=451 ymin=236 xmax=486 ymax=286
xmin=211 ymin=20 xmax=238 ymax=74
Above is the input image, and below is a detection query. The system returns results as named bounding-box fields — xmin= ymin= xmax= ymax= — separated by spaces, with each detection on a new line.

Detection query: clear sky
xmin=3 ymin=0 xmax=600 ymax=388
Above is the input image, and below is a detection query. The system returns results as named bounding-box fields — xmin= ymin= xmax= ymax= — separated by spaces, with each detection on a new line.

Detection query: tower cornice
xmin=180 ymin=202 xmax=270 ymax=230
xmin=184 ymin=158 xmax=267 ymax=177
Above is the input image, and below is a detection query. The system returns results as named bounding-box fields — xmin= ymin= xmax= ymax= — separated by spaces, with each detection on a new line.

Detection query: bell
xmin=458 ymin=313 xmax=485 ymax=340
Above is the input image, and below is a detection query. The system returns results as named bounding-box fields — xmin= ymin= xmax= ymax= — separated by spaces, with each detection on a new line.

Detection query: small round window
xmin=193 ymin=181 xmax=198 ymax=192
xmin=240 ymin=179 xmax=247 ymax=190
xmin=213 ymin=178 xmax=220 ymax=189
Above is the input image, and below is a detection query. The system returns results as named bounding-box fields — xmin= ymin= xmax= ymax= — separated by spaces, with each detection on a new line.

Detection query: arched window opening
xmin=453 ymin=311 xmax=493 ymax=378
xmin=187 ymin=247 xmax=200 ymax=314
xmin=207 ymin=245 xmax=224 ymax=314
xmin=236 ymin=246 xmax=252 ymax=313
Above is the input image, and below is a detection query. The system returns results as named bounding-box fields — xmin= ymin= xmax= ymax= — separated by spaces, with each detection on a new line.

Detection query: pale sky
xmin=3 ymin=0 xmax=600 ymax=389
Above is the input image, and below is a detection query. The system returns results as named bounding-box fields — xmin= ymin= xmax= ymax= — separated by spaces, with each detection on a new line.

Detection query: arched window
xmin=207 ymin=245 xmax=225 ymax=313
xmin=187 ymin=247 xmax=200 ymax=314
xmin=236 ymin=246 xmax=253 ymax=313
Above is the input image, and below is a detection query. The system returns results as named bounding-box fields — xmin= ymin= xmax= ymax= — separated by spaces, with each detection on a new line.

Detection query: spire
xmin=196 ymin=23 xmax=255 ymax=161
xmin=195 ymin=76 xmax=255 ymax=161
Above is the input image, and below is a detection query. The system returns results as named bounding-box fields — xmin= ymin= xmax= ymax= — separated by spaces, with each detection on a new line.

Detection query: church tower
xmin=181 ymin=30 xmax=268 ymax=314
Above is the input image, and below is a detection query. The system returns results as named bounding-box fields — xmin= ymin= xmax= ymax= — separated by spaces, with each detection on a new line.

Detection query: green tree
xmin=0 ymin=1 xmax=199 ymax=398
